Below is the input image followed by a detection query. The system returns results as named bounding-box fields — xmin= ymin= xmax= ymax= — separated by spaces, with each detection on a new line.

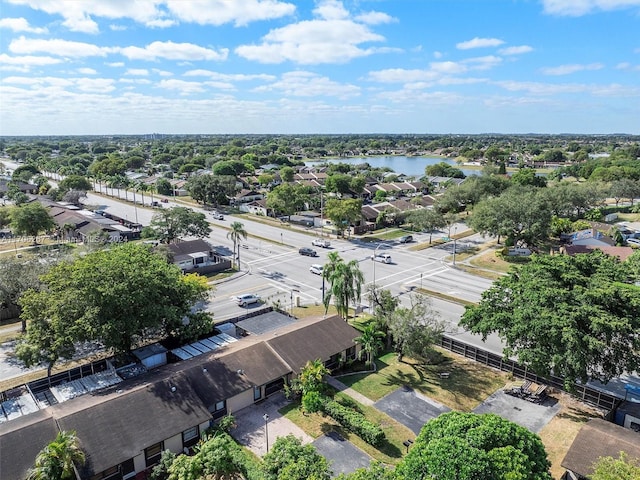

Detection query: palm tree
xmin=322 ymin=252 xmax=364 ymax=319
xmin=355 ymin=323 xmax=385 ymax=367
xmin=27 ymin=430 xmax=85 ymax=480
xmin=136 ymin=181 xmax=148 ymax=206
xmin=227 ymin=221 xmax=247 ymax=270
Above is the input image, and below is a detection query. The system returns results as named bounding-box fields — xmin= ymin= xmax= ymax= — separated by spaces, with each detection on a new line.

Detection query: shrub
xmin=322 ymin=399 xmax=385 ymax=446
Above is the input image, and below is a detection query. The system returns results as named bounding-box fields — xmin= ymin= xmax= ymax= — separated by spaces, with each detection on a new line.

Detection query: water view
xmin=306 ymin=156 xmax=480 ymax=178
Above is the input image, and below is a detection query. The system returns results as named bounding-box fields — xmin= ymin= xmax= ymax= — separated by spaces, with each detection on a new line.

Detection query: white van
xmin=371 ymin=253 xmax=392 ymax=264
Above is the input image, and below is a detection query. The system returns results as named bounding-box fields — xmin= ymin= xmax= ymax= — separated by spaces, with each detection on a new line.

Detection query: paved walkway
xmin=230 ymin=392 xmax=313 ymax=457
xmin=326 ymin=375 xmax=374 ymax=406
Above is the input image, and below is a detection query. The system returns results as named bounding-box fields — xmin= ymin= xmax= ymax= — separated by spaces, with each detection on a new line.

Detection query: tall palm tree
xmin=322 ymin=252 xmax=364 ymax=319
xmin=28 ymin=430 xmax=85 ymax=480
xmin=227 ymin=221 xmax=247 ymax=270
xmin=136 ymin=181 xmax=148 ymax=206
xmin=355 ymin=323 xmax=385 ymax=367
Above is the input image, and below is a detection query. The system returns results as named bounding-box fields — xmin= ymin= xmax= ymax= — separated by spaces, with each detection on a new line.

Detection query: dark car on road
xmin=399 ymin=235 xmax=413 ymax=244
xmin=299 ymin=247 xmax=318 ymax=257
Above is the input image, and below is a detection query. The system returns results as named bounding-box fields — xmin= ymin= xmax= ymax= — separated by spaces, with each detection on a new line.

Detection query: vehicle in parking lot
xmin=211 ymin=212 xmax=224 ymax=220
xmin=299 ymin=247 xmax=318 ymax=257
xmin=310 ymin=264 xmax=323 ymax=275
xmin=236 ymin=293 xmax=260 ymax=306
xmin=398 ymin=235 xmax=413 ymax=244
xmin=627 ymin=238 xmax=640 ymax=247
xmin=371 ymin=253 xmax=392 ymax=263
xmin=312 ymin=238 xmax=331 ymax=248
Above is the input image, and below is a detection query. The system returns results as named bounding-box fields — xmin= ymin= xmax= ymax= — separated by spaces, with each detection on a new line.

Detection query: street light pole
xmin=263 ymin=413 xmax=269 ymax=453
xmin=453 ymin=226 xmax=458 ymax=266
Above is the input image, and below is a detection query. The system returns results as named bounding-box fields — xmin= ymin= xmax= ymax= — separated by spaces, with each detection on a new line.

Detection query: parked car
xmin=299 ymin=247 xmax=318 ymax=257
xmin=398 ymin=235 xmax=413 ymax=244
xmin=627 ymin=238 xmax=640 ymax=247
xmin=212 ymin=212 xmax=224 ymax=220
xmin=236 ymin=293 xmax=260 ymax=307
xmin=371 ymin=253 xmax=392 ymax=263
xmin=310 ymin=264 xmax=324 ymax=275
xmin=312 ymin=238 xmax=331 ymax=248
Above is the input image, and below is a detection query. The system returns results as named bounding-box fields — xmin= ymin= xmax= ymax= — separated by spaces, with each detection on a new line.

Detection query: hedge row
xmin=322 ymin=399 xmax=385 ymax=446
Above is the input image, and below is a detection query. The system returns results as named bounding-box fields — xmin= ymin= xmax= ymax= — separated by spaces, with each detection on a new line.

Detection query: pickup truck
xmin=312 ymin=238 xmax=331 ymax=248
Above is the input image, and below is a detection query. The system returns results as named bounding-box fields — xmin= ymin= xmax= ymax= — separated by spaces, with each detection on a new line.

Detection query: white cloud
xmin=541 ymin=0 xmax=640 ymax=16
xmin=464 ymin=55 xmax=503 ymax=70
xmin=152 ymin=68 xmax=174 ymax=76
xmin=254 ymin=71 xmax=360 ymax=99
xmin=496 ymin=80 xmax=591 ymax=95
xmin=235 ymin=1 xmax=387 ymax=64
xmin=355 ymin=11 xmax=396 ymax=25
xmin=616 ymin=62 xmax=640 ymax=71
xmin=75 ymin=78 xmax=116 ymax=93
xmin=165 ymin=0 xmax=296 ymax=26
xmin=157 ymin=79 xmax=206 ymax=94
xmin=499 ymin=45 xmax=534 ymax=55
xmin=456 ymin=37 xmax=505 ymax=50
xmin=125 ymin=69 xmax=149 ymax=76
xmin=6 ymin=0 xmax=172 ymax=33
xmin=9 ymin=36 xmax=110 ymax=57
xmin=184 ymin=69 xmax=275 ymax=81
xmin=0 ymin=53 xmax=62 ymax=66
xmin=106 ymin=62 xmax=124 ymax=67
xmin=119 ymin=41 xmax=228 ymax=61
xmin=109 ymin=24 xmax=127 ymax=31
xmin=433 ymin=51 xmax=442 ymax=59
xmin=77 ymin=67 xmax=97 ymax=75
xmin=0 ymin=17 xmax=48 ymax=33
xmin=540 ymin=63 xmax=604 ymax=75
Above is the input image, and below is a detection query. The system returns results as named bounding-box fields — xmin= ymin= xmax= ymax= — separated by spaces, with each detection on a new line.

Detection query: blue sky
xmin=1 ymin=0 xmax=639 ymax=135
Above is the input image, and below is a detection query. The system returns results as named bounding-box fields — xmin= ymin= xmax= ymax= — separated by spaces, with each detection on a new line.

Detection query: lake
xmin=305 ymin=155 xmax=479 ymax=178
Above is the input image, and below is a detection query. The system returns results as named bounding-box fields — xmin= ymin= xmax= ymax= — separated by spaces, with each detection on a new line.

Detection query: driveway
xmin=374 ymin=386 xmax=451 ymax=435
xmin=230 ymin=392 xmax=313 ymax=456
xmin=473 ymin=389 xmax=561 ymax=433
xmin=313 ymin=431 xmax=371 ymax=477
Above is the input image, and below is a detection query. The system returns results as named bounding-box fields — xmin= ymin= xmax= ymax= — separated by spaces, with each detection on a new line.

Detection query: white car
xmin=312 ymin=238 xmax=331 ymax=248
xmin=236 ymin=293 xmax=260 ymax=307
xmin=371 ymin=253 xmax=392 ymax=264
xmin=310 ymin=264 xmax=324 ymax=275
xmin=627 ymin=238 xmax=640 ymax=247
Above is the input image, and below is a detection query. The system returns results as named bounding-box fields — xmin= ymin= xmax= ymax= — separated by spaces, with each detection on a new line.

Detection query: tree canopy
xmin=17 ymin=243 xmax=210 ymax=374
xmin=324 ymin=198 xmax=362 ymax=238
xmin=27 ymin=430 xmax=85 ymax=480
xmin=397 ymin=412 xmax=551 ymax=480
xmin=10 ymin=202 xmax=56 ymax=244
xmin=591 ymin=452 xmax=640 ymax=480
xmin=148 ymin=206 xmax=210 ymax=243
xmin=460 ymin=251 xmax=640 ymax=385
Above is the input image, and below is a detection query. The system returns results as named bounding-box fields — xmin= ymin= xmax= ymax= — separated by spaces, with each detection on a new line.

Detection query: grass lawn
xmin=338 ymin=350 xmax=508 ymax=412
xmin=280 ymin=391 xmax=415 ymax=465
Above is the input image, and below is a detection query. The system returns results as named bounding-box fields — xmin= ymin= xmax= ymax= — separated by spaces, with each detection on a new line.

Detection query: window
xmin=254 ymin=385 xmax=262 ymax=401
xmin=183 ymin=426 xmax=200 ymax=449
xmin=89 ymin=466 xmax=119 ymax=480
xmin=215 ymin=400 xmax=225 ymax=411
xmin=212 ymin=400 xmax=227 ymax=419
xmin=145 ymin=442 xmax=164 ymax=468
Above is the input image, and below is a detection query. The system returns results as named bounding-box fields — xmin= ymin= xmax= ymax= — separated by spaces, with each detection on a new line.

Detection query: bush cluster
xmin=322 ymin=399 xmax=385 ymax=446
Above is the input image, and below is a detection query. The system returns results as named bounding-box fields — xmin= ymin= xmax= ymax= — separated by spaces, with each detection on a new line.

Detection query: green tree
xmin=322 ymin=251 xmax=364 ymax=319
xmin=324 ymin=198 xmax=362 ymax=238
xmin=148 ymin=206 xmax=211 ymax=243
xmin=279 ymin=166 xmax=295 ymax=182
xmin=156 ymin=177 xmax=173 ymax=195
xmin=227 ymin=221 xmax=248 ymax=269
xmin=27 ymin=431 xmax=85 ymax=480
xmin=591 ymin=451 xmax=640 ymax=480
xmin=11 ymin=202 xmax=56 ymax=244
xmin=266 ymin=183 xmax=306 ymax=220
xmin=425 ymin=162 xmax=465 ymax=178
xmin=406 ymin=208 xmax=446 ymax=243
xmin=397 ymin=412 xmax=551 ymax=480
xmin=511 ymin=168 xmax=547 ymax=187
xmin=336 ymin=462 xmax=395 ymax=480
xmin=261 ymin=435 xmax=331 ymax=480
xmin=297 ymin=359 xmax=331 ymax=395
xmin=460 ymin=252 xmax=640 ymax=386
xmin=354 ymin=323 xmax=385 ymax=367
xmin=17 ymin=243 xmax=210 ymax=369
xmin=387 ymin=294 xmax=446 ymax=362
xmin=186 ymin=174 xmax=238 ymax=206
xmin=325 ymin=173 xmax=353 ymax=195
xmin=58 ymin=174 xmax=92 ymax=192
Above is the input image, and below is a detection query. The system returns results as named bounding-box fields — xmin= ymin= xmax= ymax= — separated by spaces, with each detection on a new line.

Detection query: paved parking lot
xmin=473 ymin=389 xmax=561 ymax=433
xmin=374 ymin=386 xmax=451 ymax=435
xmin=312 ymin=431 xmax=371 ymax=476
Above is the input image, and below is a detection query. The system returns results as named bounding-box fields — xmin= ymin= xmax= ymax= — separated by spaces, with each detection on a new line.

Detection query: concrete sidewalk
xmin=230 ymin=392 xmax=313 ymax=456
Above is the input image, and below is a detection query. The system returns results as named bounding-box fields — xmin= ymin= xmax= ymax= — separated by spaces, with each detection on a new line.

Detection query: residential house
xmin=238 ymin=199 xmax=274 ymax=217
xmin=0 ymin=179 xmax=38 ymax=195
xmin=561 ymin=418 xmax=640 ymax=479
xmin=0 ymin=314 xmax=360 ymax=480
xmin=561 ymin=228 xmax=615 ymax=247
xmin=165 ymin=239 xmax=231 ymax=274
xmin=561 ymin=244 xmax=635 ymax=261
xmin=231 ymin=189 xmax=264 ymax=205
